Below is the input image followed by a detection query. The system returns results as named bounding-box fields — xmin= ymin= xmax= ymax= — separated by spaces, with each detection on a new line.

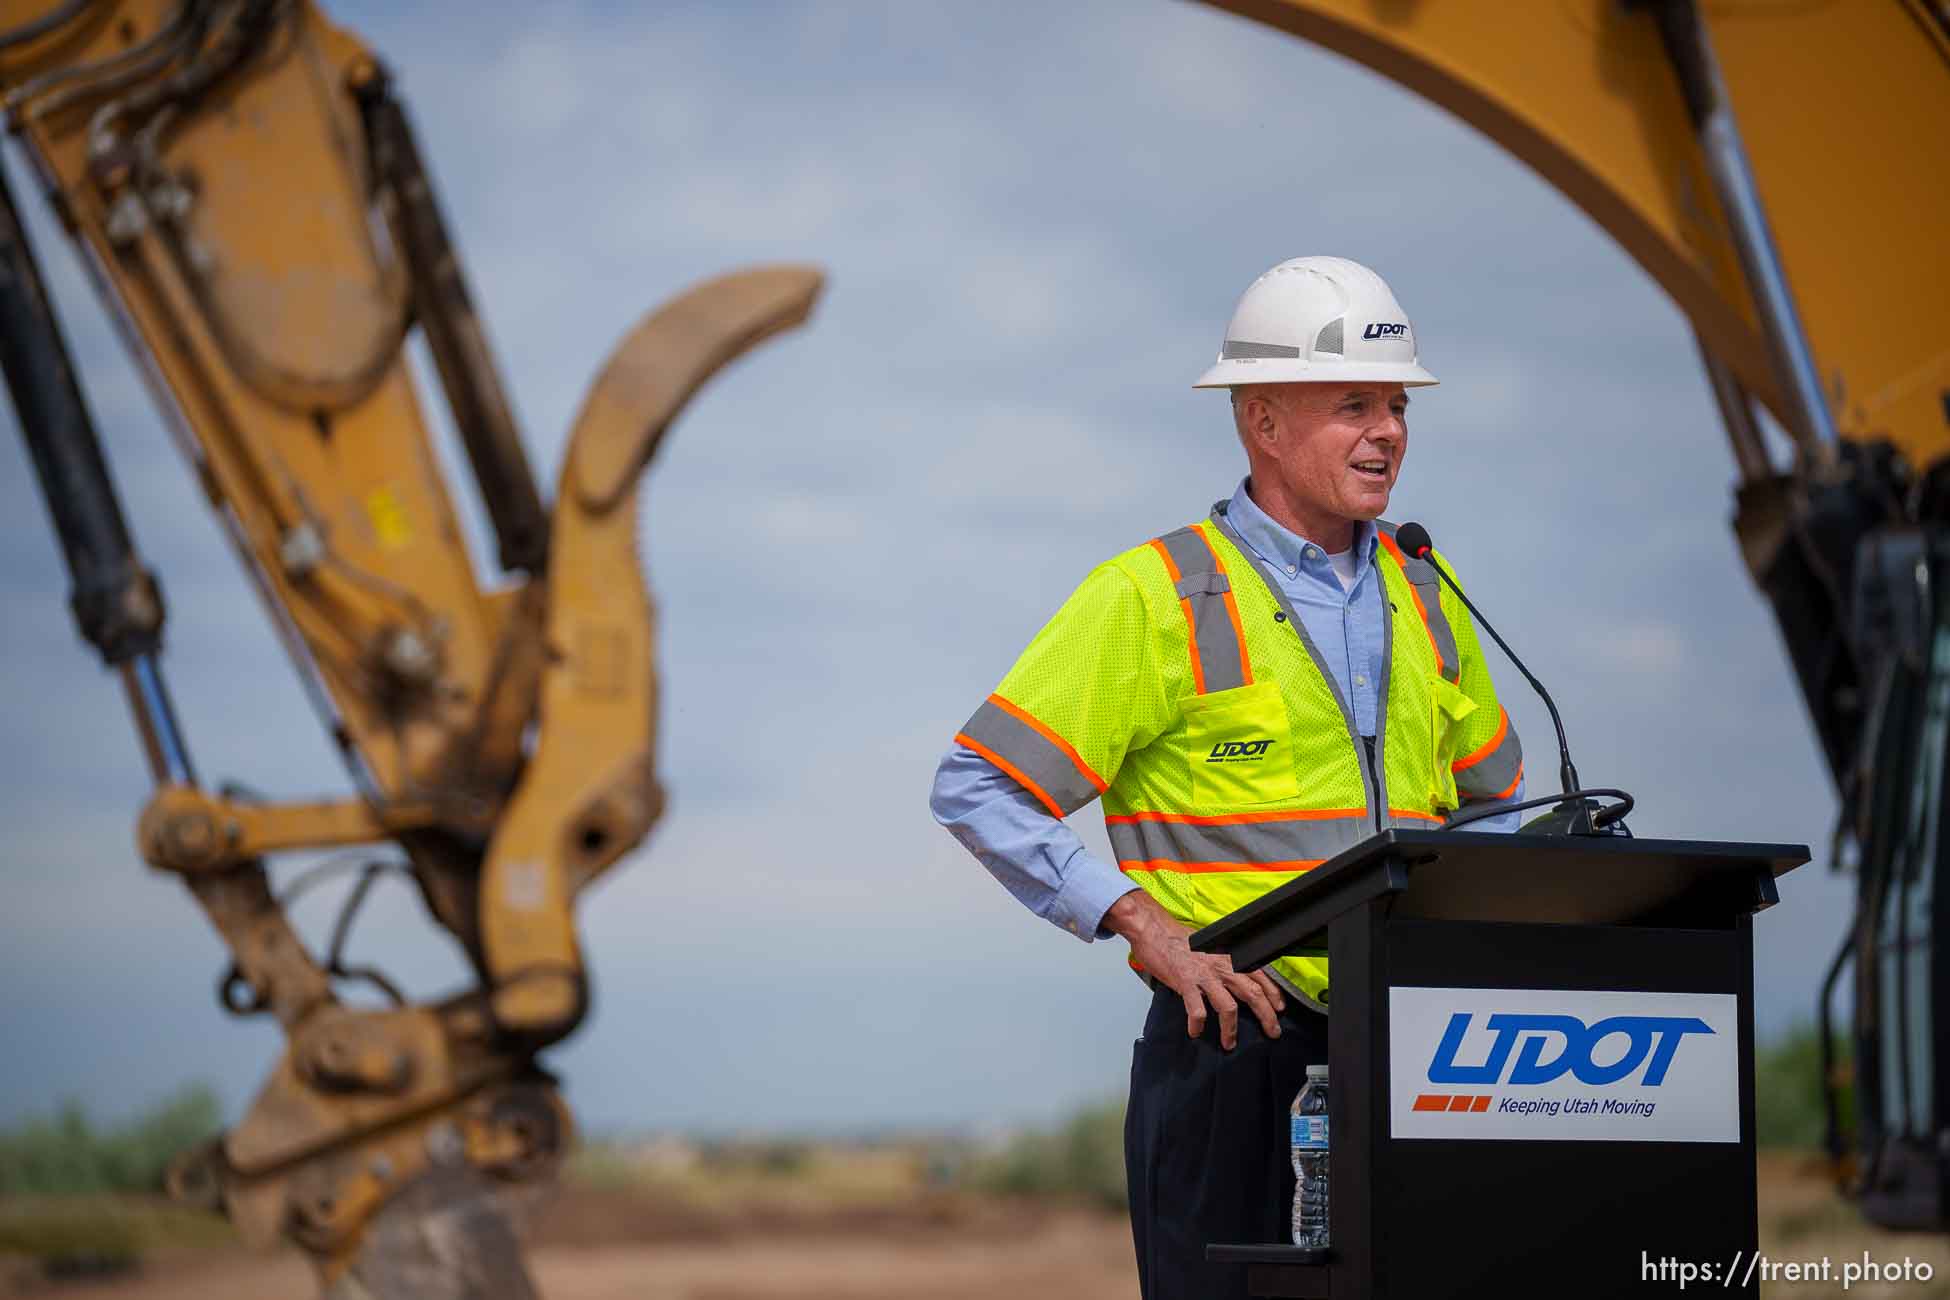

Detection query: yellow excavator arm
xmin=1208 ymin=1 xmax=1950 ymax=466
xmin=0 ymin=1 xmax=820 ymax=1294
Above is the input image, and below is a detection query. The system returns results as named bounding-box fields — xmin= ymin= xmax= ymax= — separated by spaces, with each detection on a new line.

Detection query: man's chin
xmin=1346 ymin=495 xmax=1390 ymax=521
xmin=1339 ymin=479 xmax=1392 ymax=520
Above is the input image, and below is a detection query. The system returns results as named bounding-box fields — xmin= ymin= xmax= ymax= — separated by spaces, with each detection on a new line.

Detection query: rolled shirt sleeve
xmin=933 ymin=562 xmax=1169 ymax=939
xmin=930 ymin=744 xmax=1134 ymax=940
xmin=1453 ymin=767 xmax=1527 ymax=833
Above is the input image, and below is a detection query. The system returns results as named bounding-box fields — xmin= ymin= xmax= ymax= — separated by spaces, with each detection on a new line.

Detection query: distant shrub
xmin=0 ymin=1199 xmax=140 ymax=1268
xmin=692 ymin=1138 xmax=814 ymax=1177
xmin=970 ymin=1098 xmax=1127 ymax=1211
xmin=0 ymin=1085 xmax=222 ymax=1196
xmin=1756 ymin=1023 xmax=1850 ymax=1150
xmin=752 ymin=1141 xmax=812 ymax=1176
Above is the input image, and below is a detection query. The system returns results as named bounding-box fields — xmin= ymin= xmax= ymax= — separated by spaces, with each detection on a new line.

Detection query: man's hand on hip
xmin=1103 ymin=889 xmax=1284 ymax=1050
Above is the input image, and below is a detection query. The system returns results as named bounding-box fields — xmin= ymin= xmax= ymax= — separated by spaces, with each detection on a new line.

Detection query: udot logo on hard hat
xmin=1389 ymin=987 xmax=1740 ymax=1143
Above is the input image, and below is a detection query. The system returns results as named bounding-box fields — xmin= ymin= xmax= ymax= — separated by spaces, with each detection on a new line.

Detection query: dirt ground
xmin=1742 ymin=1153 xmax=1950 ymax=1299
xmin=26 ymin=1209 xmax=1137 ymax=1300
xmin=18 ymin=1153 xmax=1950 ymax=1299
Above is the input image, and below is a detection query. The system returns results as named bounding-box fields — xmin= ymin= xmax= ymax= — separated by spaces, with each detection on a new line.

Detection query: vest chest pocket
xmin=1182 ymin=681 xmax=1301 ymax=808
xmin=1426 ymin=674 xmax=1478 ymax=813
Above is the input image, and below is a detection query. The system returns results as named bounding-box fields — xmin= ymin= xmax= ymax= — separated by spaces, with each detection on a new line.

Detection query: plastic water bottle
xmin=1290 ymin=1064 xmax=1330 ymax=1248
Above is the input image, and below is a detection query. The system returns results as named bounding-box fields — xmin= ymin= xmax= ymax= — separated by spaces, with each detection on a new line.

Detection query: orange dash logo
xmin=1411 ymin=1094 xmax=1492 ymax=1114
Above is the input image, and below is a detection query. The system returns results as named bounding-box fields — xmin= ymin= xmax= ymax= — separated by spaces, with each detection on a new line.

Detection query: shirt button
xmin=1285 ymin=564 xmax=1298 ymax=576
xmin=1355 ymin=674 xmax=1368 ymax=686
xmin=1304 ymin=547 xmax=1320 ymax=560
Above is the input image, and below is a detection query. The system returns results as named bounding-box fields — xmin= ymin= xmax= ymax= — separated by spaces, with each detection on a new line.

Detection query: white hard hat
xmin=1193 ymin=256 xmax=1438 ymax=389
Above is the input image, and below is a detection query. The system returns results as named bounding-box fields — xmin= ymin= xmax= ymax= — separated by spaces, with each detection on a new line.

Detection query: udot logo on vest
xmin=1389 ymin=987 xmax=1739 ymax=1143
xmin=1206 ymin=739 xmax=1275 ymax=763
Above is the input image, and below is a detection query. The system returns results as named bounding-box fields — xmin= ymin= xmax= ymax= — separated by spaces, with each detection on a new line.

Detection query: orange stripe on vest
xmin=1377 ymin=530 xmax=1445 ymax=679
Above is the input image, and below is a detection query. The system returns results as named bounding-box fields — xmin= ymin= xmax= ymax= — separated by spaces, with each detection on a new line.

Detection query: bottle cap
xmin=1306 ymin=1064 xmax=1329 ymax=1080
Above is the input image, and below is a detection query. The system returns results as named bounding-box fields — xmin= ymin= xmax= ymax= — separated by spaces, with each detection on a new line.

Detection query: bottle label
xmin=1291 ymin=1114 xmax=1329 ymax=1150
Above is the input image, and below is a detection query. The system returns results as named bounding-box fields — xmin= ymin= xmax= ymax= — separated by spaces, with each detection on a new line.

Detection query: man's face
xmin=1240 ymin=382 xmax=1409 ymax=525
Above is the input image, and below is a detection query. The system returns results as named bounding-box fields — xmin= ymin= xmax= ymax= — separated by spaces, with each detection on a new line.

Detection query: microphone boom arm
xmin=1393 ymin=521 xmax=1633 ymax=837
xmin=1418 ymin=549 xmax=1580 ymax=796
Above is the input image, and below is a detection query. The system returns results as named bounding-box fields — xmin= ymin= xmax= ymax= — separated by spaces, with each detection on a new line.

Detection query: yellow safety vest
xmin=955 ymin=502 xmax=1522 ymax=1004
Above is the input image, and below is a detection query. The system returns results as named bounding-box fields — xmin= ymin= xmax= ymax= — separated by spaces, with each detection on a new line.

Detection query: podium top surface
xmin=1192 ymin=830 xmax=1809 ymax=970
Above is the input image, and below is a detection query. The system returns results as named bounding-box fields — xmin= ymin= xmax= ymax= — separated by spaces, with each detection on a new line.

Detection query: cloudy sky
xmin=0 ymin=1 xmax=1844 ymax=1136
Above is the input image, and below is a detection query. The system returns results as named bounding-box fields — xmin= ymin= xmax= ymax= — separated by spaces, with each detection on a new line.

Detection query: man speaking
xmin=930 ymin=256 xmax=1527 ymax=1298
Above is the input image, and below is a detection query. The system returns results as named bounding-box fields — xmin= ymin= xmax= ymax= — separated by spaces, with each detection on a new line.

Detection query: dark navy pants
xmin=1125 ymin=983 xmax=1329 ymax=1300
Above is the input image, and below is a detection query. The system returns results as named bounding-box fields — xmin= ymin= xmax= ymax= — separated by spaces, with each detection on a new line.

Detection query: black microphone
xmin=1393 ymin=522 xmax=1630 ymax=835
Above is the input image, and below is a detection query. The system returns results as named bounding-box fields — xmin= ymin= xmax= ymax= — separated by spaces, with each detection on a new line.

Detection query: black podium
xmin=1191 ymin=829 xmax=1808 ymax=1299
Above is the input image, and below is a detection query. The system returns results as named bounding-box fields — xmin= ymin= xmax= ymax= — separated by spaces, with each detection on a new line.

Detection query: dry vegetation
xmin=2 ymin=1135 xmax=1138 ymax=1300
xmin=5 ymin=1054 xmax=1948 ymax=1298
xmin=9 ymin=1147 xmax=1950 ymax=1299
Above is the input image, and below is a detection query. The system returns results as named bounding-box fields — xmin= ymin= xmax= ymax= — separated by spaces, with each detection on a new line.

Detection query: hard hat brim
xmin=1192 ymin=358 xmax=1439 ymax=389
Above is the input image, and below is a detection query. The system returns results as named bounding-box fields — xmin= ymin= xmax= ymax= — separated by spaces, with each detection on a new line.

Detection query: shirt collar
xmin=1222 ymin=479 xmax=1376 ymax=576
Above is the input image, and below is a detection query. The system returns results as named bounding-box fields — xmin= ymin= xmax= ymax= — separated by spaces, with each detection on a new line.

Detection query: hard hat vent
xmin=1313 ymin=318 xmax=1343 ymax=357
xmin=1221 ymin=339 xmax=1301 ymax=360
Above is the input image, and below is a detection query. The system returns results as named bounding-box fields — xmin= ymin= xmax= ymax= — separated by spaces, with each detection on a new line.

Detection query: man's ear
xmin=1242 ymin=393 xmax=1279 ymax=447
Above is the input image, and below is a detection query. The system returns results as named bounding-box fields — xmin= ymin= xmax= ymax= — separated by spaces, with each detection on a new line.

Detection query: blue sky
xmin=0 ymin=1 xmax=1842 ymax=1135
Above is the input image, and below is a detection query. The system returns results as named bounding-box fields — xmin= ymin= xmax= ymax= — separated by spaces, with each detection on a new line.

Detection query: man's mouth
xmin=1350 ymin=460 xmax=1390 ymax=481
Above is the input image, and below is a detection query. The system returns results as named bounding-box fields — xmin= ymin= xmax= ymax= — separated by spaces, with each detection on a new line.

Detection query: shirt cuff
xmin=1458 ymin=770 xmax=1528 ymax=834
xmin=1047 ymin=846 xmax=1137 ymax=942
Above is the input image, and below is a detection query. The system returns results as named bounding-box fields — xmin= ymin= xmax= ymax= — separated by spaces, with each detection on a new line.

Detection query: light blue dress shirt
xmin=931 ymin=480 xmax=1524 ymax=942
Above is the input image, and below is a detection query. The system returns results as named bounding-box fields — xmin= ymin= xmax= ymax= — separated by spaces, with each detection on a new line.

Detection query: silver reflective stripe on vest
xmin=956 ymin=696 xmax=1103 ymax=818
xmin=1451 ymin=707 xmax=1524 ymax=802
xmin=1106 ymin=812 xmax=1374 ymax=868
xmin=1155 ymin=526 xmax=1251 ymax=695
xmin=1377 ymin=521 xmax=1461 ymax=684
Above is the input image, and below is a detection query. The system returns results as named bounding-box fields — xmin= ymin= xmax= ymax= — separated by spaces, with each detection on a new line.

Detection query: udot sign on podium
xmin=1192 ymin=828 xmax=1807 ymax=1300
xmin=1390 ymin=986 xmax=1740 ymax=1142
